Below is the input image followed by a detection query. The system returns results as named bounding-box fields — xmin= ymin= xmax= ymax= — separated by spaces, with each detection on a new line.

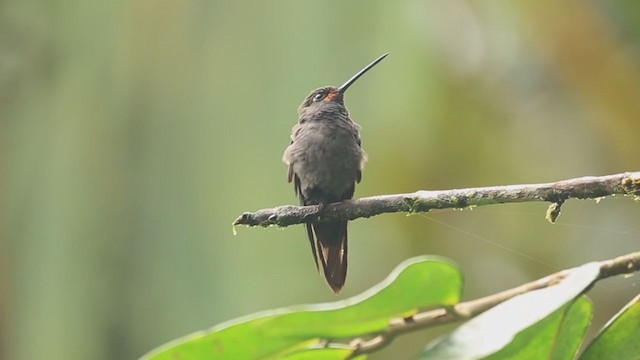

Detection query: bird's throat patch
xmin=324 ymin=91 xmax=338 ymax=102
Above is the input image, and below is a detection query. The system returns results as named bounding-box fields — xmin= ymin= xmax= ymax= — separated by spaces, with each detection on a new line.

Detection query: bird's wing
xmin=286 ymin=153 xmax=320 ymax=270
xmin=293 ymin=172 xmax=320 ymax=271
xmin=287 ymin=163 xmax=294 ymax=183
xmin=351 ymin=121 xmax=365 ymax=183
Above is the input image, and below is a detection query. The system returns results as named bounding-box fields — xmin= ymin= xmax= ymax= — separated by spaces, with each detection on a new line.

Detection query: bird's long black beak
xmin=337 ymin=53 xmax=388 ymax=95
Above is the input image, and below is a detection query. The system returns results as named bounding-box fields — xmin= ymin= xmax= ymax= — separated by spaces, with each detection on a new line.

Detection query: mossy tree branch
xmin=234 ymin=172 xmax=640 ymax=227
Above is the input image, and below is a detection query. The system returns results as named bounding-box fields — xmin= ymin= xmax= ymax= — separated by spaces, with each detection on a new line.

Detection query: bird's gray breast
xmin=288 ymin=120 xmax=364 ymax=200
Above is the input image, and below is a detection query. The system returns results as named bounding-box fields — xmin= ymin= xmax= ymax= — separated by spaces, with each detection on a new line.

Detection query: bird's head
xmin=298 ymin=53 xmax=388 ymax=115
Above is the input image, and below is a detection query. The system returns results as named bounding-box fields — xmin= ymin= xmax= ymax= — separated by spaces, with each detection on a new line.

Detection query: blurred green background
xmin=2 ymin=1 xmax=639 ymax=359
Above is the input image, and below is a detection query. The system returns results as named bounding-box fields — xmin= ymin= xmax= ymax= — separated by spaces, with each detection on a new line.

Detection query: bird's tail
xmin=308 ymin=221 xmax=348 ymax=293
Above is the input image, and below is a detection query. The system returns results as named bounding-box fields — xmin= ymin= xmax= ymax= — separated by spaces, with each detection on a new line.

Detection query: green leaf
xmin=141 ymin=256 xmax=462 ymax=360
xmin=480 ymin=296 xmax=592 ymax=360
xmin=279 ymin=347 xmax=365 ymax=360
xmin=580 ymin=293 xmax=640 ymax=360
xmin=549 ymin=296 xmax=592 ymax=360
xmin=420 ymin=262 xmax=600 ymax=360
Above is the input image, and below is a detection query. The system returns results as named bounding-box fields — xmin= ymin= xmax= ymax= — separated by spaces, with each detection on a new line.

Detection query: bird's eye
xmin=313 ymin=92 xmax=325 ymax=101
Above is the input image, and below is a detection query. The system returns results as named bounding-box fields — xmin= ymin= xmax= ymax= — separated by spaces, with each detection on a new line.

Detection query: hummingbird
xmin=283 ymin=53 xmax=388 ymax=293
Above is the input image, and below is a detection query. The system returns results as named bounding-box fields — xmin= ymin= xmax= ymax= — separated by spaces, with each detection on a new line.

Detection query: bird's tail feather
xmin=310 ymin=221 xmax=348 ymax=293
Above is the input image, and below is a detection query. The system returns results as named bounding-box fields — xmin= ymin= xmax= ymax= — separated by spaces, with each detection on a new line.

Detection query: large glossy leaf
xmin=420 ymin=262 xmax=599 ymax=360
xmin=548 ymin=296 xmax=592 ymax=360
xmin=580 ymin=293 xmax=640 ymax=360
xmin=141 ymin=256 xmax=462 ymax=360
xmin=479 ymin=296 xmax=592 ymax=360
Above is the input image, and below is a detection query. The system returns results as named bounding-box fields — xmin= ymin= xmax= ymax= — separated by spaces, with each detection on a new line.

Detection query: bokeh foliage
xmin=2 ymin=1 xmax=639 ymax=359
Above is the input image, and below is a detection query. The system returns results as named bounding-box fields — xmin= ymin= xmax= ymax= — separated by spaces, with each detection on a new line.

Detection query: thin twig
xmin=347 ymin=251 xmax=640 ymax=357
xmin=234 ymin=172 xmax=640 ymax=227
